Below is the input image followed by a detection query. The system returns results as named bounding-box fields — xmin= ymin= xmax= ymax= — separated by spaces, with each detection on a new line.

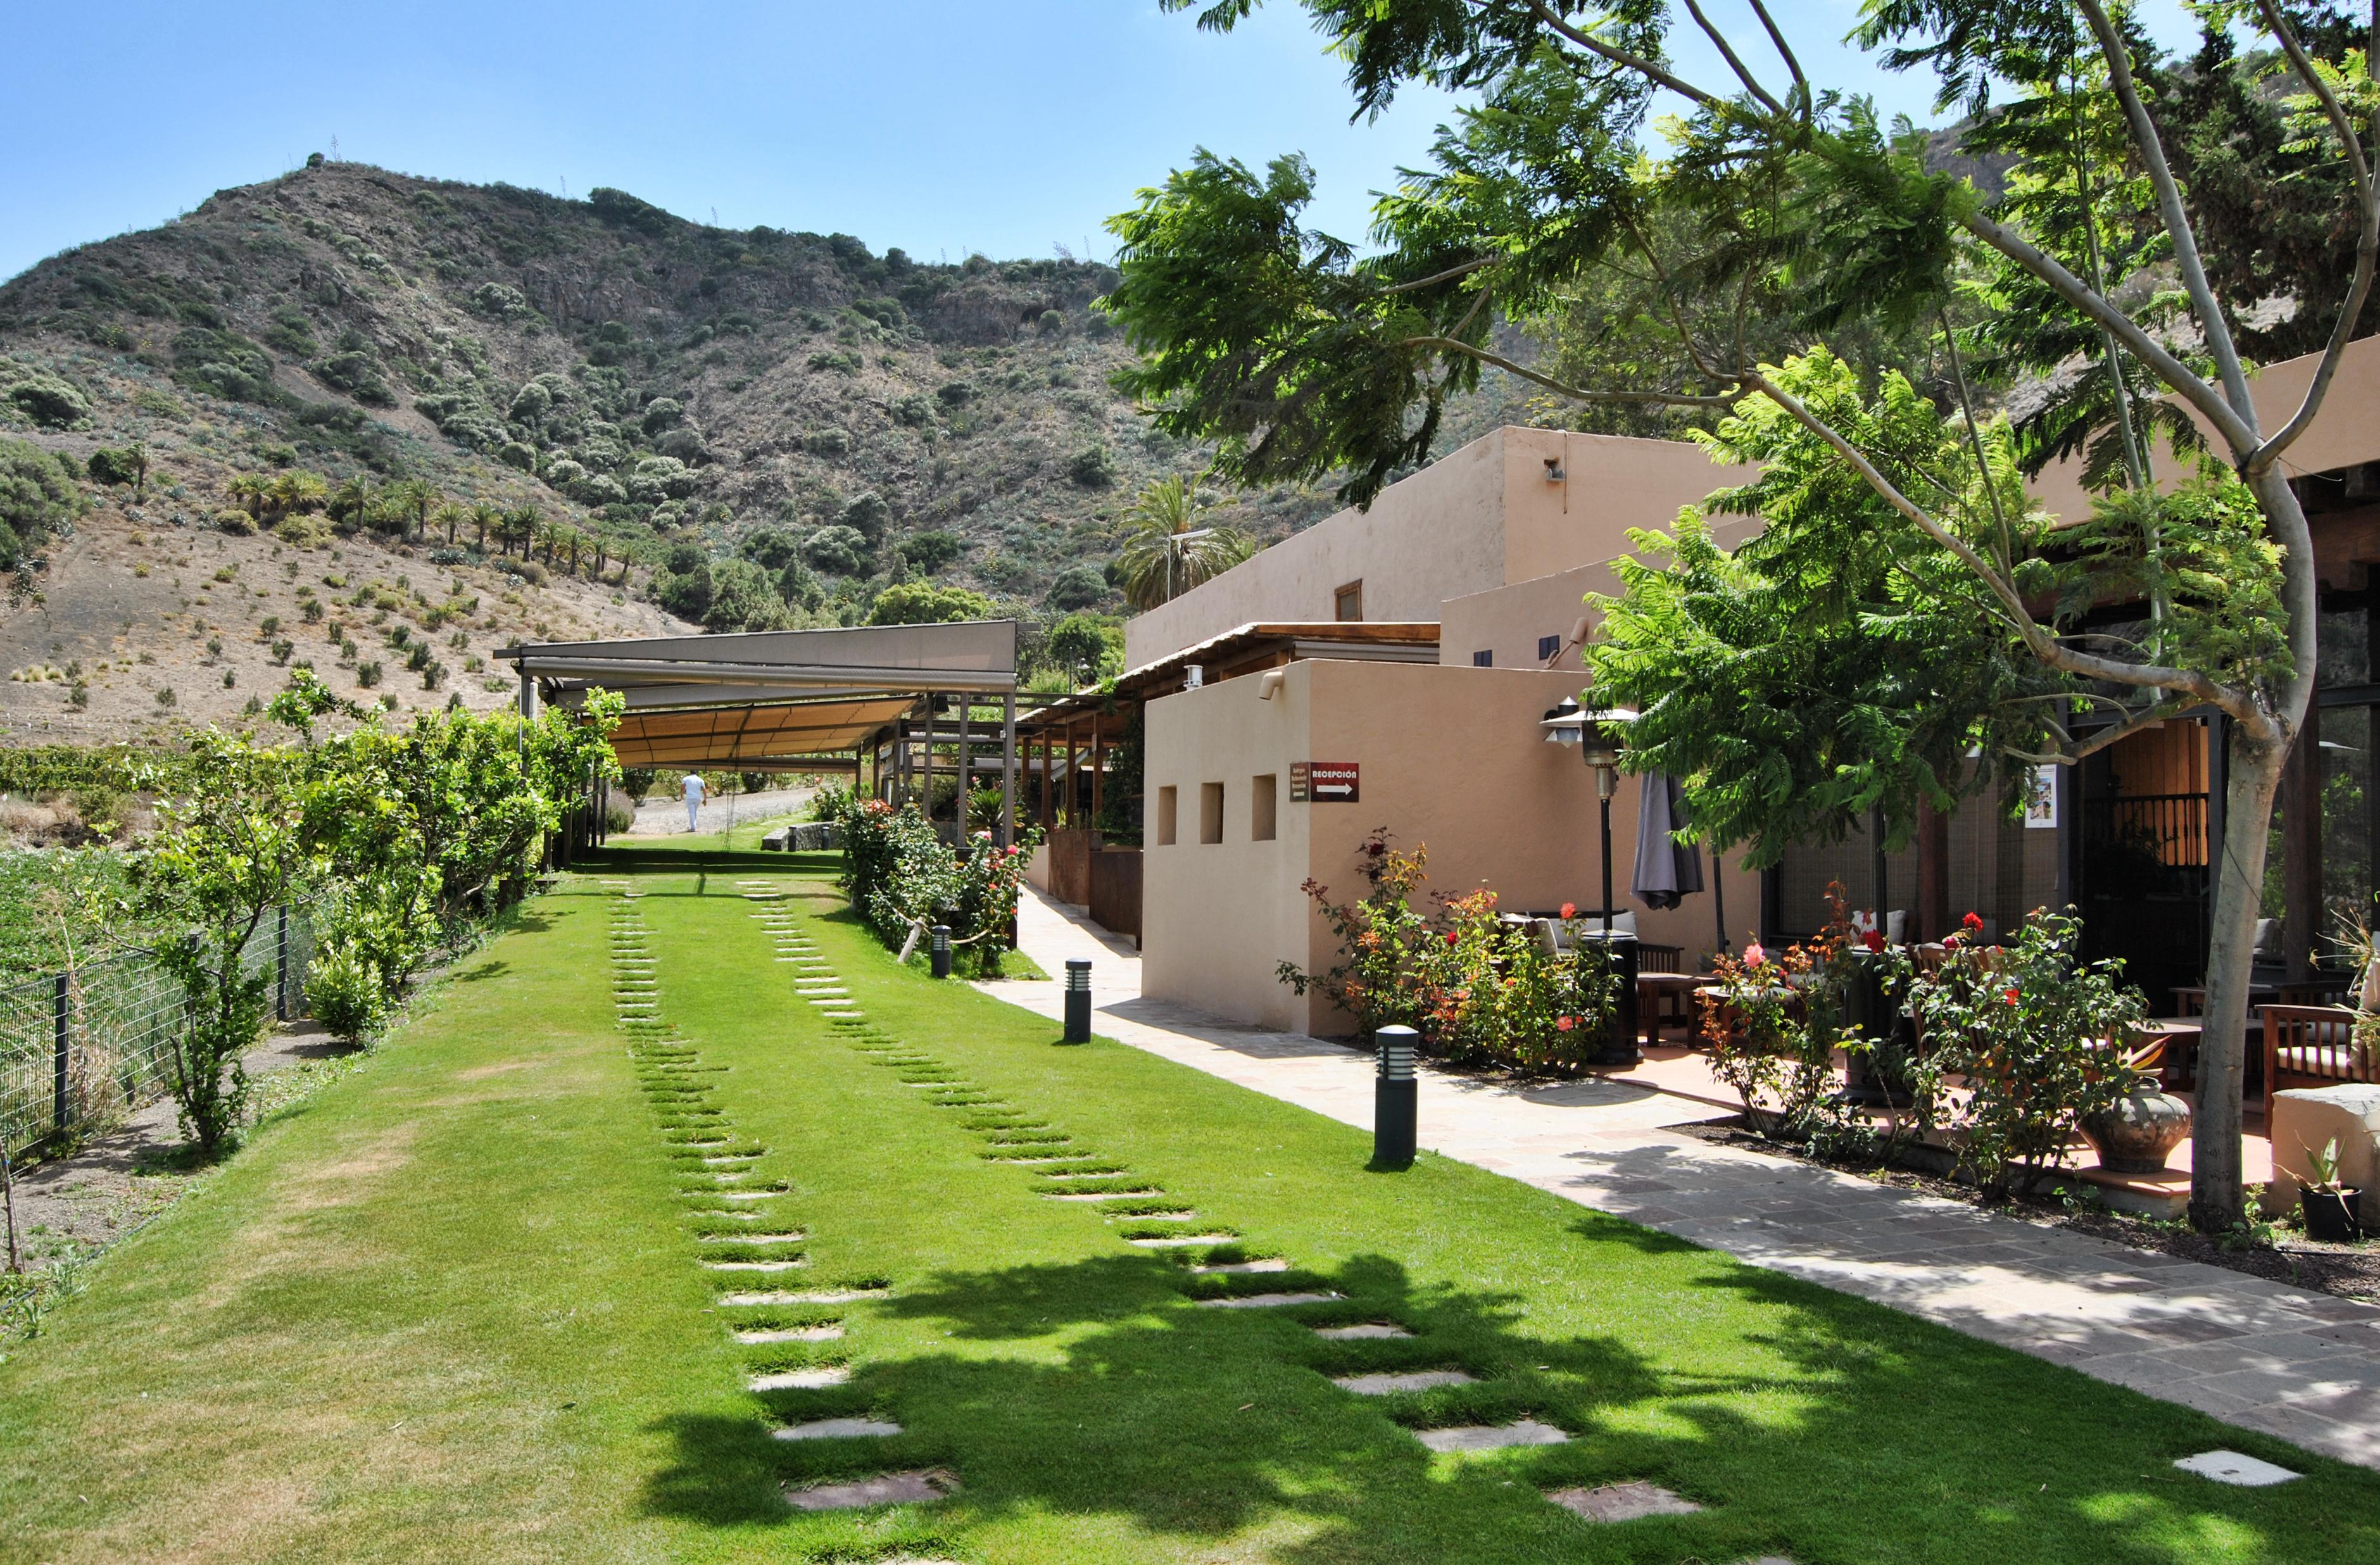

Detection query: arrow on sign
xmin=1316 ymin=784 xmax=1354 ymax=796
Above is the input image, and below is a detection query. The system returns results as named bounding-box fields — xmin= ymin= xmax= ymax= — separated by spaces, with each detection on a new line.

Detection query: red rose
xmin=1559 ymin=902 xmax=1577 ymax=920
xmin=1861 ymin=928 xmax=1884 ymax=953
xmin=2003 ymin=987 xmax=2020 ymax=1006
xmin=1963 ymin=912 xmax=1984 ymax=933
xmin=1556 ymin=1016 xmax=1576 ymax=1032
xmin=1445 ymin=930 xmax=1459 ymax=946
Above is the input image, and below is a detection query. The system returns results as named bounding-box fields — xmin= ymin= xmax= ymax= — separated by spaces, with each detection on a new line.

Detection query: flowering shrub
xmin=1700 ymin=903 xmax=1849 ymax=1137
xmin=824 ymin=793 xmax=1038 ymax=971
xmin=1278 ymin=830 xmax=1616 ymax=1072
xmin=1912 ymin=907 xmax=2147 ymax=1195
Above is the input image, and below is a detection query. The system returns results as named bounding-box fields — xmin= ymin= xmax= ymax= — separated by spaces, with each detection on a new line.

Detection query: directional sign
xmin=1307 ymin=761 xmax=1359 ymax=803
xmin=1289 ymin=762 xmax=1309 ymax=802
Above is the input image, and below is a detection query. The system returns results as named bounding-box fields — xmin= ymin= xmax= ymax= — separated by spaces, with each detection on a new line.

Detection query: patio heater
xmin=1542 ymin=698 xmax=1643 ymax=1066
xmin=1374 ymin=1024 xmax=1418 ymax=1167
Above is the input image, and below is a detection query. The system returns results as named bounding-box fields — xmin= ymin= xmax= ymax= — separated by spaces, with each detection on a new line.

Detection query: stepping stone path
xmin=776 ymin=1416 xmax=905 ymax=1441
xmin=1545 ymin=1481 xmax=1703 ymax=1521
xmin=1415 ymin=1419 xmax=1571 ymax=1452
xmin=750 ymin=1367 xmax=852 ymax=1392
xmin=1333 ymin=1370 xmax=1476 ymax=1395
xmin=2175 ymin=1450 xmax=2302 ymax=1486
xmin=1196 ymin=1292 xmax=1341 ymax=1309
xmin=784 ymin=1470 xmax=954 ymax=1511
xmin=1314 ymin=1323 xmax=1413 ymax=1340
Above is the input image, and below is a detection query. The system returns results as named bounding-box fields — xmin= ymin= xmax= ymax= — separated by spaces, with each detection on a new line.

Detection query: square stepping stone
xmin=703 ymin=1259 xmax=806 ymax=1272
xmin=1334 ymin=1370 xmax=1475 ymax=1395
xmin=749 ymin=1366 xmax=850 ymax=1391
xmin=1314 ymin=1323 xmax=1413 ymax=1340
xmin=1546 ymin=1481 xmax=1703 ymax=1521
xmin=775 ymin=1417 xmax=902 ymax=1440
xmin=1043 ymin=1190 xmax=1166 ymax=1202
xmin=736 ymin=1324 xmax=845 ymax=1343
xmin=1416 ymin=1419 xmax=1570 ymax=1452
xmin=783 ymin=1469 xmax=952 ymax=1511
xmin=1193 ymin=1259 xmax=1289 ymax=1274
xmin=2174 ymin=1450 xmax=2301 ymax=1486
xmin=1196 ymin=1291 xmax=1341 ymax=1309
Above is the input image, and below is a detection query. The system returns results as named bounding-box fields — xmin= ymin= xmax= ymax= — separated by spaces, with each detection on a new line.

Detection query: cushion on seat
xmin=2276 ymin=1045 xmax=2372 ymax=1077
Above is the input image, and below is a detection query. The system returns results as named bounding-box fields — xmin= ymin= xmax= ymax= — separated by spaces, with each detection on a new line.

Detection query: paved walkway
xmin=980 ymin=887 xmax=2380 ymax=1471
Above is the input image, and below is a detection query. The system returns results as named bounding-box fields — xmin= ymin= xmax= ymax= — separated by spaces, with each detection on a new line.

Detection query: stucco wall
xmin=1438 ymin=515 xmax=1765 ymax=672
xmin=1142 ymin=658 xmax=1763 ymax=1034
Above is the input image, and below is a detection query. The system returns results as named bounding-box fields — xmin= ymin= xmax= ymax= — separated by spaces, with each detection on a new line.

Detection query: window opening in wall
xmin=1200 ymin=781 xmax=1225 ymax=845
xmin=1252 ymin=773 xmax=1277 ymax=841
xmin=1156 ymin=786 xmax=1178 ymax=846
xmin=1472 ymin=650 xmax=1494 ymax=667
xmin=1333 ymin=581 xmax=1364 ymax=622
xmin=1538 ymin=634 xmax=1561 ymax=660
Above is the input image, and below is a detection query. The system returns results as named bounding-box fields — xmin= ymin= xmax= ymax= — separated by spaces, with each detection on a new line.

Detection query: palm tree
xmin=431 ymin=501 xmax=472 ymax=546
xmin=470 ymin=502 xmax=501 ymax=553
xmin=267 ymin=470 xmax=327 ymax=521
xmin=496 ymin=506 xmax=539 ymax=558
xmin=327 ymin=476 xmax=374 ymax=532
xmin=225 ymin=473 xmax=272 ymax=520
xmin=1113 ymin=474 xmax=1254 ymax=611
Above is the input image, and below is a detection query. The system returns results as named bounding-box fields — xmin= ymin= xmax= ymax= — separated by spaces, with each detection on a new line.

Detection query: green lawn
xmin=0 ymin=841 xmax=2372 ymax=1562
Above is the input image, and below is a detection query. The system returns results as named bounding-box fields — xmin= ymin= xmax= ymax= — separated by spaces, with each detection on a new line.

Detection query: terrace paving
xmin=982 ymin=885 xmax=2380 ymax=1471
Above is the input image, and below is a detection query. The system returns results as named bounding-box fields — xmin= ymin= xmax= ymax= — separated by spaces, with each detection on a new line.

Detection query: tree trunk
xmin=2193 ymin=721 xmax=2286 ymax=1231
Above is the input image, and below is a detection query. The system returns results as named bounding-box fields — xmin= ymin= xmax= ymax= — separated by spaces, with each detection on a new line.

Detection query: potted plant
xmin=2297 ymin=1137 xmax=2364 ymax=1243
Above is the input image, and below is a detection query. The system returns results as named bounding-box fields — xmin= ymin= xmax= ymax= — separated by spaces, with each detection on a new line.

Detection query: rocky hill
xmin=0 ymin=160 xmax=1545 ymax=738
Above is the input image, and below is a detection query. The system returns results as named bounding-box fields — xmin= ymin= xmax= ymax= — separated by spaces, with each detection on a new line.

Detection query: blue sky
xmin=6 ymin=1 xmax=2212 ymax=284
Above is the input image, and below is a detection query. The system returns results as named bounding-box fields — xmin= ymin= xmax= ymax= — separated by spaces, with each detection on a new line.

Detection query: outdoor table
xmin=1637 ymin=971 xmax=1704 ymax=1044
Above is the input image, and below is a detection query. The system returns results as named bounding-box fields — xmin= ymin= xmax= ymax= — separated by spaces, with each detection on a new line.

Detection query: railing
xmin=2082 ymin=791 xmax=2208 ymax=868
xmin=0 ymin=903 xmax=317 ymax=1159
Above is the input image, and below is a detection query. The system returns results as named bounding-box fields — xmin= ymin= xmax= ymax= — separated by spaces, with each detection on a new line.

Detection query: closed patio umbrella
xmin=1632 ymin=770 xmax=1704 ymax=911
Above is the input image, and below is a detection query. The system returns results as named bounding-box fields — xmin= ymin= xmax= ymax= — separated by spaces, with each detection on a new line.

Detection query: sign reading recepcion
xmin=1290 ymin=761 xmax=1359 ymax=803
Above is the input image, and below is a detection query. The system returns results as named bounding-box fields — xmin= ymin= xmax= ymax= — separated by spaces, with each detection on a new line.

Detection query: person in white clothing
xmin=681 ymin=772 xmax=706 ymax=833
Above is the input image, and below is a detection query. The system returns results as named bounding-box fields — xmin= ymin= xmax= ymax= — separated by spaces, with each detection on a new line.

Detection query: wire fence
xmin=0 ymin=903 xmax=318 ymax=1159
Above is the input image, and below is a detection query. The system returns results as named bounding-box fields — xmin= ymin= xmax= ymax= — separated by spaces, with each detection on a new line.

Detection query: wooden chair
xmin=2262 ymin=1004 xmax=2376 ymax=1124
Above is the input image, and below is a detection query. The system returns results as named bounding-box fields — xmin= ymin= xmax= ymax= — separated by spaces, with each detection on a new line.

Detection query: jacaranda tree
xmin=1102 ymin=0 xmax=2379 ymax=1229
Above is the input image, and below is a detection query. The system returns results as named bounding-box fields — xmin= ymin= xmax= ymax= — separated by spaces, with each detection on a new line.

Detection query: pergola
xmin=496 ymin=620 xmax=1023 ymax=845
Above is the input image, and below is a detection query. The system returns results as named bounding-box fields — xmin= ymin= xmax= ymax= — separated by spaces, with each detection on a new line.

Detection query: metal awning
xmin=494 ymin=620 xmax=1018 ymax=773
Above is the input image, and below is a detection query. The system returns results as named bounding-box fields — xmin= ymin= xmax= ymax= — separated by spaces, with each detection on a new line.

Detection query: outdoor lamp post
xmin=1542 ymin=698 xmax=1643 ymax=1066
xmin=1063 ymin=958 xmax=1092 ymax=1043
xmin=1373 ymin=1024 xmax=1418 ymax=1168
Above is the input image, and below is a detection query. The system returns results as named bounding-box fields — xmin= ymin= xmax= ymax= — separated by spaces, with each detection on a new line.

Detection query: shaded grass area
xmin=0 ymin=839 xmax=2371 ymax=1562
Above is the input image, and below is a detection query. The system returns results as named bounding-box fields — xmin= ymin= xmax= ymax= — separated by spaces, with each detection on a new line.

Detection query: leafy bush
xmin=839 ymin=491 xmax=890 ymax=541
xmin=1068 ymin=444 xmax=1118 ymax=487
xmin=824 ymin=794 xmax=1035 ymax=969
xmin=5 ymin=372 xmax=91 ymax=429
xmin=85 ymin=446 xmax=146 ymax=492
xmin=313 ymin=351 xmax=395 ymax=406
xmin=867 ymin=581 xmax=997 ymax=625
xmin=1047 ymin=565 xmax=1107 ymax=611
xmin=0 ymin=437 xmax=87 ymax=569
xmin=305 ymin=935 xmax=389 ymax=1045
xmin=214 ymin=507 xmax=255 ymax=535
xmin=897 ymin=531 xmax=962 ymax=572
xmin=803 ymin=525 xmax=871 ymax=575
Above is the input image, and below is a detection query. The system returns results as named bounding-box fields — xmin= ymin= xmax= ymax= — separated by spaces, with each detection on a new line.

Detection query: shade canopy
xmin=496 ymin=620 xmax=1018 ymax=772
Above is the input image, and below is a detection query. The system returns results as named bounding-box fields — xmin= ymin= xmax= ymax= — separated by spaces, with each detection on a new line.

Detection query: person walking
xmin=681 ymin=771 xmax=706 ymax=833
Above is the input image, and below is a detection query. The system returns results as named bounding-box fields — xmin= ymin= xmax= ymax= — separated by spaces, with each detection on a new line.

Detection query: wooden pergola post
xmin=1092 ymin=714 xmax=1105 ymax=824
xmin=1000 ymin=691 xmax=1016 ymax=849
xmin=1038 ymin=731 xmax=1052 ymax=833
xmin=957 ymin=693 xmax=972 ymax=837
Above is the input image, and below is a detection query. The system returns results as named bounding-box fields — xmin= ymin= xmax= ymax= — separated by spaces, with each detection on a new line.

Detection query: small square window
xmin=1199 ymin=781 xmax=1225 ymax=845
xmin=1472 ymin=650 xmax=1494 ymax=667
xmin=1157 ymin=786 xmax=1178 ymax=846
xmin=1252 ymin=774 xmax=1278 ymax=841
xmin=1538 ymin=634 xmax=1562 ymax=660
xmin=1333 ymin=581 xmax=1364 ymax=622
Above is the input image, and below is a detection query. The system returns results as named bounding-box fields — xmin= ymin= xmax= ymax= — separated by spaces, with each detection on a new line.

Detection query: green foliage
xmin=1066 ymin=444 xmax=1118 ymax=487
xmin=0 ymin=436 xmax=87 ymax=570
xmin=867 ymin=581 xmax=997 ymax=626
xmin=1112 ymin=474 xmax=1255 ymax=610
xmin=304 ymin=926 xmax=391 ymax=1045
xmin=802 ymin=525 xmax=870 ymax=576
xmin=1044 ymin=613 xmax=1123 ymax=687
xmin=821 ymin=793 xmax=1035 ymax=961
xmin=171 ymin=327 xmax=278 ymax=405
xmin=85 ymin=444 xmax=146 ymax=494
xmin=897 ymin=530 xmax=962 ymax=572
xmin=1046 ymin=564 xmax=1107 ymax=612
xmin=588 ymin=186 xmax=674 ymax=235
xmin=4 ymin=372 xmax=91 ymax=430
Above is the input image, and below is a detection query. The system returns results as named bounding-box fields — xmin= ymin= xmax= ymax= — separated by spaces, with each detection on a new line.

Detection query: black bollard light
xmin=1373 ymin=1024 xmax=1418 ymax=1167
xmin=1063 ymin=958 xmax=1092 ymax=1043
xmin=929 ymin=924 xmax=952 ymax=980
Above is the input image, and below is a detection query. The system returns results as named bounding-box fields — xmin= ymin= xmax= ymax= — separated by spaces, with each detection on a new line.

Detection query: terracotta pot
xmin=2079 ymin=1081 xmax=2193 ymax=1174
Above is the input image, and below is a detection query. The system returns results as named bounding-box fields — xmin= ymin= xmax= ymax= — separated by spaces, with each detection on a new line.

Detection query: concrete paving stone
xmin=703 ymin=1259 xmax=807 ymax=1272
xmin=1546 ymin=1481 xmax=1704 ymax=1521
xmin=1196 ymin=1291 xmax=1340 ymax=1309
xmin=737 ymin=1325 xmax=846 ymax=1343
xmin=1335 ymin=1370 xmax=1476 ymax=1394
xmin=1043 ymin=1190 xmax=1166 ymax=1201
xmin=750 ymin=1367 xmax=851 ymax=1391
xmin=776 ymin=1417 xmax=903 ymax=1440
xmin=2174 ymin=1449 xmax=2301 ymax=1486
xmin=1126 ymin=1234 xmax=1238 ymax=1248
xmin=783 ymin=1469 xmax=954 ymax=1510
xmin=701 ymin=1231 xmax=805 ymax=1244
xmin=1193 ymin=1259 xmax=1291 ymax=1274
xmin=1415 ymin=1419 xmax=1570 ymax=1452
xmin=1314 ymin=1323 xmax=1414 ymax=1339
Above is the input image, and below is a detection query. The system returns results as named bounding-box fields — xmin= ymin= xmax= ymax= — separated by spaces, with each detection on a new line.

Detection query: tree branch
xmin=1375 ymin=256 xmax=1502 ymax=296
xmin=1405 ymin=336 xmax=1741 ymax=405
xmin=2076 ymin=0 xmax=2259 ymax=432
xmin=1520 ymin=0 xmax=1725 ymax=110
xmin=1680 ymin=0 xmax=1787 ymax=115
xmin=2246 ymin=0 xmax=2380 ymax=472
xmin=1742 ymin=0 xmax=1810 ymax=119
xmin=1960 ymin=209 xmax=2260 ymax=453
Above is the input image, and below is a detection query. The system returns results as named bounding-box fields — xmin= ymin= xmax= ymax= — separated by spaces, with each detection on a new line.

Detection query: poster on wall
xmin=2024 ymin=763 xmax=2059 ymax=829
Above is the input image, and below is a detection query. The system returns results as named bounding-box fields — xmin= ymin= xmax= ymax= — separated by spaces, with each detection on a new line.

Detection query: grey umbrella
xmin=1631 ymin=770 xmax=1705 ymax=911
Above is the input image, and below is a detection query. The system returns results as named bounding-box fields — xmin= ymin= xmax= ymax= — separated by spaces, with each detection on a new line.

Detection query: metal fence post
xmin=53 ymin=972 xmax=70 ymax=1136
xmin=275 ymin=905 xmax=290 ymax=1022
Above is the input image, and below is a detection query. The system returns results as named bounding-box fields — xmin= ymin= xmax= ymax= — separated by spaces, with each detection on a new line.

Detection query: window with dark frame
xmin=1472 ymin=650 xmax=1494 ymax=667
xmin=1538 ymin=634 xmax=1562 ymax=660
xmin=1333 ymin=581 xmax=1363 ymax=622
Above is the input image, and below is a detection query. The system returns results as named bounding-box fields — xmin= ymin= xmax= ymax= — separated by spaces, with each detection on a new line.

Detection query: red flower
xmin=1861 ymin=927 xmax=1884 ymax=953
xmin=1556 ymin=1015 xmax=1576 ymax=1032
xmin=1963 ymin=912 xmax=1984 ymax=933
xmin=1559 ymin=902 xmax=1577 ymax=920
xmin=2003 ymin=987 xmax=2020 ymax=1006
xmin=1445 ymin=930 xmax=1459 ymax=946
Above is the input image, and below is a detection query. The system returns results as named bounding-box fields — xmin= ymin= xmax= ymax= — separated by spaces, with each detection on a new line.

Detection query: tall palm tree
xmin=470 ymin=502 xmax=501 ymax=553
xmin=267 ymin=470 xmax=327 ymax=520
xmin=430 ymin=501 xmax=472 ymax=546
xmin=327 ymin=475 xmax=374 ymax=532
xmin=1113 ymin=474 xmax=1255 ymax=612
xmin=225 ymin=473 xmax=272 ymax=520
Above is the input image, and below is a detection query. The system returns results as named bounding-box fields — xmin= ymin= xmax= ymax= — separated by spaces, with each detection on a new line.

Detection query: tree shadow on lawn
xmin=637 ymin=1247 xmax=2355 ymax=1562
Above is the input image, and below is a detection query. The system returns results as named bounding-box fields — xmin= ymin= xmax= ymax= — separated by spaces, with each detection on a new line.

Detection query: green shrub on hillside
xmin=867 ymin=581 xmax=997 ymax=626
xmin=803 ymin=525 xmax=870 ymax=576
xmin=0 ymin=437 xmax=87 ymax=569
xmin=5 ymin=372 xmax=92 ymax=429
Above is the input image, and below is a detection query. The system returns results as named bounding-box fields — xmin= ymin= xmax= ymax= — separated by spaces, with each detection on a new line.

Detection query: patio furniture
xmin=1637 ymin=971 xmax=1704 ymax=1045
xmin=1521 ymin=910 xmax=1684 ymax=974
xmin=2264 ymin=1004 xmax=2376 ymax=1126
